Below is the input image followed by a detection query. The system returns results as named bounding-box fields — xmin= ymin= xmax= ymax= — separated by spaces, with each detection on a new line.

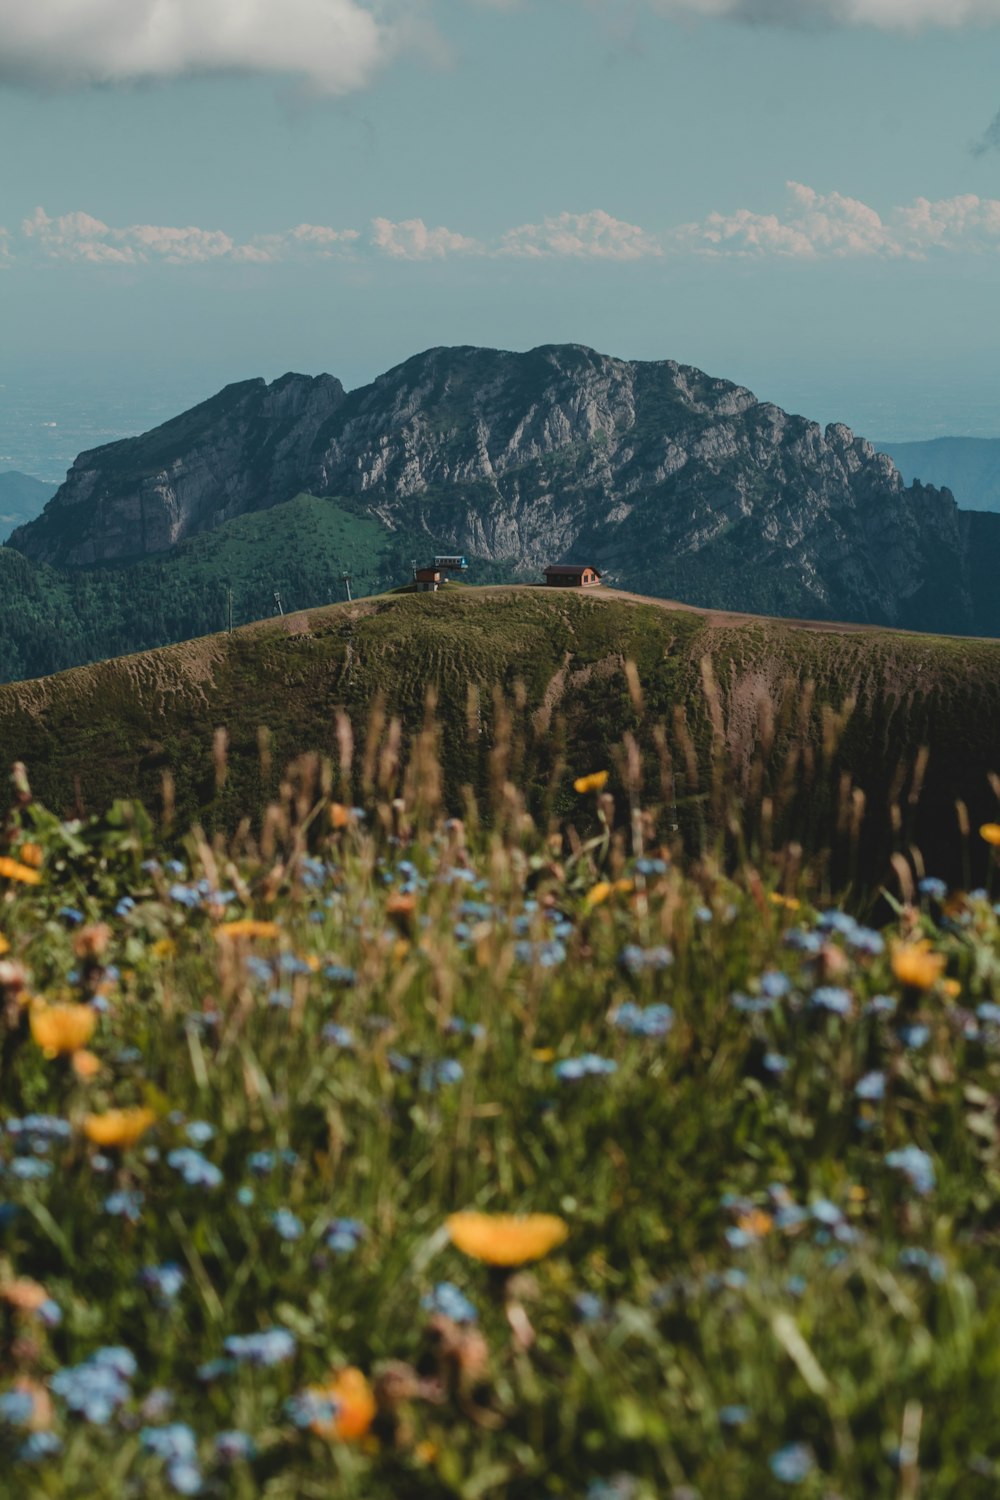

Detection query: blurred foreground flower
xmin=214 ymin=920 xmax=279 ymax=942
xmin=306 ymin=1366 xmax=376 ymax=1442
xmin=891 ymin=942 xmax=945 ymax=991
xmin=29 ymin=1002 xmax=96 ymax=1056
xmin=83 ymin=1108 xmax=157 ymax=1149
xmin=446 ymin=1212 xmax=568 ymax=1266
xmin=574 ymin=771 xmax=609 ymax=794
xmin=0 ymin=857 xmax=42 ymax=886
xmin=980 ymin=823 xmax=1000 ymax=847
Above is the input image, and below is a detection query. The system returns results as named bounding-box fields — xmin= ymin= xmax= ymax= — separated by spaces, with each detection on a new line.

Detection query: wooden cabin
xmin=415 ymin=567 xmax=443 ymax=593
xmin=543 ymin=563 xmax=602 ymax=588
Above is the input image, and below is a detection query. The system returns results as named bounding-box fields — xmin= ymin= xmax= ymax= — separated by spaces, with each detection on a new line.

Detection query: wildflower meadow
xmin=2 ymin=742 xmax=1000 ymax=1499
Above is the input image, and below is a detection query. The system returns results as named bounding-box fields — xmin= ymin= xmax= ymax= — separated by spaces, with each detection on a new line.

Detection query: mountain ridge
xmin=10 ymin=344 xmax=1000 ymax=638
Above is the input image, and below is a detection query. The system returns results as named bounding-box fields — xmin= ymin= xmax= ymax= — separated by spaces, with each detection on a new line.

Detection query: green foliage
xmin=1 ymin=757 xmax=1000 ymax=1496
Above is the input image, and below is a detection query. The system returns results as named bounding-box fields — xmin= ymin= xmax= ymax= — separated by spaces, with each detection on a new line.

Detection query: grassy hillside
xmin=1 ymin=586 xmax=999 ymax=890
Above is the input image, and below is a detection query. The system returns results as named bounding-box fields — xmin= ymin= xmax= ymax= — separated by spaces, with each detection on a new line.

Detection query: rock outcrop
xmin=11 ymin=344 xmax=997 ymax=633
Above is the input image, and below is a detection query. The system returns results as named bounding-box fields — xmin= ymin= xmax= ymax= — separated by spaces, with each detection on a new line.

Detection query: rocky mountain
xmin=11 ymin=344 xmax=1000 ymax=635
xmin=0 ymin=470 xmax=57 ymax=542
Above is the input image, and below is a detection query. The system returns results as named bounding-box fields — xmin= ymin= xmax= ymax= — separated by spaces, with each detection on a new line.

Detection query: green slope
xmin=2 ymin=586 xmax=999 ymax=889
xmin=0 ymin=492 xmax=525 ymax=684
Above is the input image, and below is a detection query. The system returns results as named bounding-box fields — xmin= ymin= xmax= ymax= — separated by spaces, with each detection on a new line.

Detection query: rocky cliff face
xmin=11 ymin=344 xmax=993 ymax=633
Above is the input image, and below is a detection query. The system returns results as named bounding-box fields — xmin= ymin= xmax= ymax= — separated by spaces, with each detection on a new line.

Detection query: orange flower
xmin=942 ymin=978 xmax=962 ymax=1001
xmin=214 ymin=920 xmax=280 ymax=942
xmin=0 ymin=934 xmax=8 ymax=957
xmin=736 ymin=1208 xmax=773 ymax=1240
xmin=980 ymin=823 xmax=1000 ymax=847
xmin=308 ymin=1367 xmax=376 ymax=1442
xmin=573 ymin=771 xmax=609 ymax=795
xmin=29 ymin=1002 xmax=96 ymax=1056
xmin=768 ymin=892 xmax=801 ymax=912
xmin=0 ymin=1278 xmax=49 ymax=1313
xmin=330 ymin=802 xmax=351 ymax=830
xmin=891 ymin=942 xmax=946 ymax=991
xmin=584 ymin=881 xmax=613 ymax=908
xmin=17 ymin=843 xmax=44 ymax=870
xmin=71 ymin=1049 xmax=102 ymax=1081
xmin=446 ymin=1211 xmax=569 ymax=1267
xmin=0 ymin=856 xmax=42 ymax=886
xmin=83 ymin=1107 xmax=156 ymax=1149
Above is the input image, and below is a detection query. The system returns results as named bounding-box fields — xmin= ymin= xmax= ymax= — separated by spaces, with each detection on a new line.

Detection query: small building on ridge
xmin=543 ymin=563 xmax=602 ymax=588
xmin=415 ymin=567 xmax=443 ymax=593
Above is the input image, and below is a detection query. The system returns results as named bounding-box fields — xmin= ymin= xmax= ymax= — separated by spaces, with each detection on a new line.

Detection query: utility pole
xmin=273 ymin=589 xmax=284 ymax=617
xmin=341 ymin=572 xmax=353 ymax=603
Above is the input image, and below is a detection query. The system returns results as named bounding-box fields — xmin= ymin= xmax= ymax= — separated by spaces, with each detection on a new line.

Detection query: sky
xmin=2 ymin=0 xmax=1000 ymax=474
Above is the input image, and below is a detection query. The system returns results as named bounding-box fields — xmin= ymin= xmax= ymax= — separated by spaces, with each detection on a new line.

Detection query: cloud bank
xmin=0 ymin=0 xmax=393 ymax=94
xmin=13 ymin=189 xmax=1000 ymax=269
xmin=677 ymin=182 xmax=1000 ymax=259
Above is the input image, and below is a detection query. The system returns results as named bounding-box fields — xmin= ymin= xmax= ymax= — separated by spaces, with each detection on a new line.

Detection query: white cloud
xmin=677 ymin=182 xmax=1000 ymax=259
xmin=499 ymin=209 xmax=663 ymax=260
xmin=642 ymin=0 xmax=1000 ymax=28
xmin=370 ymin=217 xmax=486 ymax=259
xmin=20 ymin=207 xmax=361 ymax=265
xmin=0 ymin=0 xmax=394 ymax=94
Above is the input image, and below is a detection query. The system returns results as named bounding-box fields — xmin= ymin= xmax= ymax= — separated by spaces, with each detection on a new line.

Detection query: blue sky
xmin=2 ymin=0 xmax=1000 ymax=448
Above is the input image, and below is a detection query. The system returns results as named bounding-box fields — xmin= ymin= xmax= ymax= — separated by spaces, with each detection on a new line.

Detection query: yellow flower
xmin=0 ymin=934 xmax=8 ymax=957
xmin=308 ymin=1367 xmax=376 ymax=1442
xmin=942 ymin=978 xmax=962 ymax=1001
xmin=17 ymin=843 xmax=44 ymax=870
xmin=151 ymin=938 xmax=176 ymax=959
xmin=532 ymin=1047 xmax=556 ymax=1063
xmin=585 ymin=881 xmax=613 ymax=908
xmin=446 ymin=1211 xmax=569 ymax=1267
xmin=768 ymin=892 xmax=801 ymax=912
xmin=980 ymin=823 xmax=1000 ymax=847
xmin=214 ymin=919 xmax=280 ymax=942
xmin=891 ymin=942 xmax=946 ymax=991
xmin=29 ymin=1002 xmax=96 ymax=1056
xmin=83 ymin=1107 xmax=157 ymax=1149
xmin=573 ymin=771 xmax=609 ymax=795
xmin=0 ymin=856 xmax=42 ymax=886
xmin=71 ymin=1049 xmax=102 ymax=1081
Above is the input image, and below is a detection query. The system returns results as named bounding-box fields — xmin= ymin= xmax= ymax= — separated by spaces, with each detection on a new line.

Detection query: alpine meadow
xmin=4 ymin=4 xmax=1000 ymax=1499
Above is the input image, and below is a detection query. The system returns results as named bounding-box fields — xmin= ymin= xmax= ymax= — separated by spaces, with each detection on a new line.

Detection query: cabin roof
xmin=544 ymin=563 xmax=602 ymax=576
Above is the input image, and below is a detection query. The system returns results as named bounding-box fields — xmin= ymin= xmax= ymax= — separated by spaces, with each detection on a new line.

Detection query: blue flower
xmin=620 ymin=944 xmax=673 ymax=976
xmin=272 ymin=1209 xmax=304 ymax=1242
xmin=898 ymin=1024 xmax=930 ymax=1050
xmin=855 ymin=1070 xmax=886 ymax=1101
xmin=322 ymin=1023 xmax=357 ymax=1048
xmin=422 ymin=1282 xmax=478 ymax=1323
xmin=811 ymin=986 xmax=852 ymax=1016
xmin=286 ymin=1388 xmax=338 ymax=1428
xmin=51 ymin=1348 xmax=135 ymax=1423
xmin=0 ymin=1390 xmax=36 ymax=1426
xmin=167 ymin=1148 xmax=222 ymax=1189
xmin=323 ymin=965 xmax=357 ymax=986
xmin=554 ymin=1054 xmax=617 ymax=1082
xmin=141 ymin=1424 xmax=198 ymax=1462
xmin=419 ymin=1058 xmax=465 ymax=1090
xmin=918 ymin=877 xmax=948 ymax=901
xmin=886 ymin=1145 xmax=936 ymax=1195
xmin=167 ymin=1460 xmax=203 ymax=1496
xmin=104 ymin=1189 xmax=144 ymax=1222
xmin=18 ymin=1431 xmax=62 ymax=1462
xmin=139 ymin=1263 xmax=186 ymax=1302
xmin=325 ymin=1218 xmax=366 ymax=1254
xmin=57 ymin=906 xmax=84 ymax=926
xmin=719 ymin=1404 xmax=750 ymax=1426
xmin=610 ymin=1001 xmax=674 ymax=1037
xmin=899 ymin=1247 xmax=946 ymax=1283
xmin=769 ymin=1443 xmax=816 ymax=1483
xmin=215 ymin=1430 xmax=256 ymax=1463
xmin=224 ymin=1328 xmax=296 ymax=1366
xmin=572 ymin=1291 xmax=607 ymax=1323
xmin=764 ymin=1052 xmax=790 ymax=1076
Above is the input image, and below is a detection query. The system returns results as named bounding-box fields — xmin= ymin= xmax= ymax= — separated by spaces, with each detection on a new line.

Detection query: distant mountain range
xmin=4 ymin=345 xmax=1000 ymax=685
xmin=877 ymin=437 xmax=1000 ymax=515
xmin=0 ymin=470 xmax=57 ymax=542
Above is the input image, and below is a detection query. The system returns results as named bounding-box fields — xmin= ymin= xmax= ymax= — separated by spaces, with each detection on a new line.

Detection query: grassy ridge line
xmin=1 ymin=586 xmax=999 ymax=879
